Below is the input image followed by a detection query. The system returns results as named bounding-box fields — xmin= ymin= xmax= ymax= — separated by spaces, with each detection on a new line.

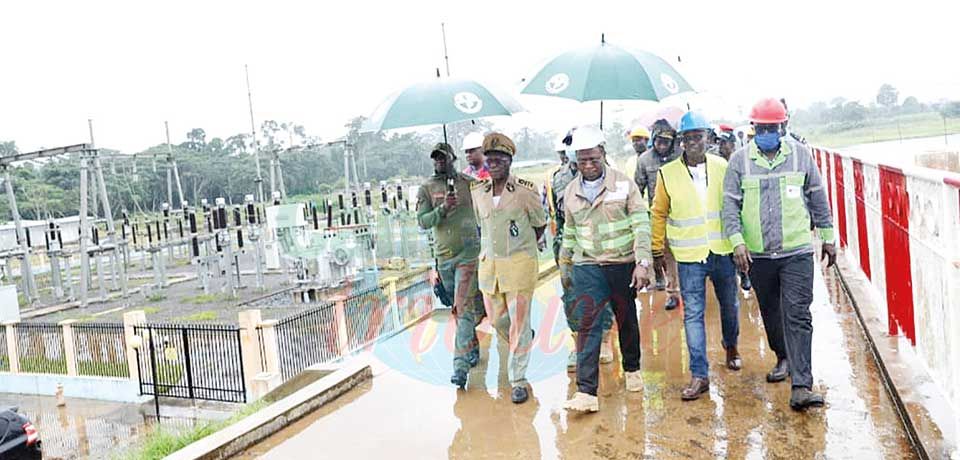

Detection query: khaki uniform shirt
xmin=471 ymin=175 xmax=546 ymax=293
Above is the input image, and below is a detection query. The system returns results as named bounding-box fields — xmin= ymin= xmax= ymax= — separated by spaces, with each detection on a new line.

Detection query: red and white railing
xmin=813 ymin=146 xmax=960 ymax=414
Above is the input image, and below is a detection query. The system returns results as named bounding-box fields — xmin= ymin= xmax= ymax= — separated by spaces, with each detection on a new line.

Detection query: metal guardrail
xmin=72 ymin=322 xmax=128 ymax=377
xmin=273 ymin=302 xmax=339 ymax=381
xmin=16 ymin=323 xmax=67 ymax=374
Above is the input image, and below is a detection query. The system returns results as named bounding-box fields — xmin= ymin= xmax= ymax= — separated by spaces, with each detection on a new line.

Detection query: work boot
xmin=450 ymin=370 xmax=467 ymax=389
xmin=655 ymin=278 xmax=666 ymax=291
xmin=625 ymin=370 xmax=644 ymax=392
xmin=600 ymin=330 xmax=614 ymax=364
xmin=564 ymin=392 xmax=599 ymax=412
xmin=789 ymin=387 xmax=825 ymax=411
xmin=681 ymin=377 xmax=710 ymax=401
xmin=725 ymin=346 xmax=742 ymax=371
xmin=511 ymin=386 xmax=529 ymax=404
xmin=767 ymin=358 xmax=790 ymax=383
xmin=664 ymin=295 xmax=680 ymax=311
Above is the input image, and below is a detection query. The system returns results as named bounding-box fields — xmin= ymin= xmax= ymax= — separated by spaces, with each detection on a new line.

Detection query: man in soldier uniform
xmin=635 ymin=119 xmax=682 ymax=309
xmin=561 ymin=125 xmax=652 ymax=413
xmin=471 ymin=133 xmax=547 ymax=404
xmin=416 ymin=142 xmax=485 ymax=389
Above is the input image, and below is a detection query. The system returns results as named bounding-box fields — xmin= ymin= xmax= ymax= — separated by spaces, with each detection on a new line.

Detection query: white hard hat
xmin=569 ymin=125 xmax=605 ymax=151
xmin=462 ymin=132 xmax=485 ymax=151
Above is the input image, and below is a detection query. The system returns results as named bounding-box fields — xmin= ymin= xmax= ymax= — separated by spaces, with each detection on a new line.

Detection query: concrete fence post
xmin=382 ymin=276 xmax=401 ymax=332
xmin=3 ymin=321 xmax=19 ymax=374
xmin=330 ymin=295 xmax=350 ymax=356
xmin=59 ymin=319 xmax=78 ymax=376
xmin=237 ymin=309 xmax=263 ymax=398
xmin=257 ymin=319 xmax=280 ymax=375
xmin=122 ymin=310 xmax=146 ymax=381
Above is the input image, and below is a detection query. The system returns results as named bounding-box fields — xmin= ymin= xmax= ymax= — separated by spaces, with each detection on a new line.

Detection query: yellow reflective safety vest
xmin=658 ymin=155 xmax=733 ymax=261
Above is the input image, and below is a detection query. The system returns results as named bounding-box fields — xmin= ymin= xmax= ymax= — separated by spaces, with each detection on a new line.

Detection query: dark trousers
xmin=572 ymin=262 xmax=641 ymax=396
xmin=749 ymin=253 xmax=815 ymax=389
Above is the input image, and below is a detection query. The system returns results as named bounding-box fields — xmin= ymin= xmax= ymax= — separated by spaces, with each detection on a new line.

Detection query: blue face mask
xmin=754 ymin=132 xmax=781 ymax=152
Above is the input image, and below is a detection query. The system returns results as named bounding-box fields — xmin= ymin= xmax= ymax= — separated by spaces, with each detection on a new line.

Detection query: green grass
xmin=78 ymin=360 xmax=129 ymax=377
xmin=117 ymin=399 xmax=268 ymax=460
xmin=146 ymin=293 xmax=167 ymax=302
xmin=799 ymin=112 xmax=960 ymax=148
xmin=141 ymin=306 xmax=161 ymax=315
xmin=174 ymin=311 xmax=217 ymax=322
xmin=18 ymin=356 xmax=68 ymax=374
xmin=182 ymin=293 xmax=234 ymax=304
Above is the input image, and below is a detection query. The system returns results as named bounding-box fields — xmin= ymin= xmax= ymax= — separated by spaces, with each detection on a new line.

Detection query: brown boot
xmin=681 ymin=377 xmax=710 ymax=401
xmin=725 ymin=346 xmax=742 ymax=371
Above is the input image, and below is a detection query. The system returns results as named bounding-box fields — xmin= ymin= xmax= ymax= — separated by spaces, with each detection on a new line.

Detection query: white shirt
xmin=688 ymin=163 xmax=707 ymax=204
xmin=493 ymin=196 xmax=501 ymax=208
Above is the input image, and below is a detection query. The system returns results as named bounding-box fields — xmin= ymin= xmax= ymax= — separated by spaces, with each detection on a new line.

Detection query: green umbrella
xmin=521 ymin=35 xmax=694 ymax=128
xmin=363 ymin=71 xmax=524 ymax=141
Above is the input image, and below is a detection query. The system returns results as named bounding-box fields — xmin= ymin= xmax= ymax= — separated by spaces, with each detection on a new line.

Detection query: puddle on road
xmin=236 ymin=263 xmax=918 ymax=459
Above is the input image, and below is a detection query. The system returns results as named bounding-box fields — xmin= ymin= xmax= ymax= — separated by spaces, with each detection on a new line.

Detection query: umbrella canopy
xmin=632 ymin=106 xmax=686 ymax=131
xmin=521 ymin=38 xmax=694 ymax=102
xmin=363 ymin=76 xmax=524 ymax=132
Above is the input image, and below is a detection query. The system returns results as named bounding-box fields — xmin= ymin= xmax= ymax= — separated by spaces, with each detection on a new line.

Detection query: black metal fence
xmin=134 ymin=323 xmax=246 ymax=403
xmin=0 ymin=326 xmax=8 ymax=372
xmin=273 ymin=302 xmax=339 ymax=381
xmin=397 ymin=274 xmax=435 ymax=326
xmin=16 ymin=323 xmax=67 ymax=374
xmin=72 ymin=323 xmax=128 ymax=377
xmin=344 ymin=285 xmax=394 ymax=350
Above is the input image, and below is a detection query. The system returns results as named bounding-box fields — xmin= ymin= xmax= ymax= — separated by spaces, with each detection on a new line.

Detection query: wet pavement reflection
xmin=236 ymin=259 xmax=917 ymax=459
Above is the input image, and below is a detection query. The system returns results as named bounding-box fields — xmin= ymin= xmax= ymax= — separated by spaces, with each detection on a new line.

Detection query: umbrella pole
xmin=443 ymin=124 xmax=448 ymax=144
xmin=600 ymin=101 xmax=604 ymax=130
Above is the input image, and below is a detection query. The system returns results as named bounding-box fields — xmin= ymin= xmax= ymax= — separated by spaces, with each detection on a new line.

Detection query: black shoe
xmin=655 ymin=279 xmax=666 ymax=291
xmin=740 ymin=273 xmax=752 ymax=291
xmin=511 ymin=386 xmax=529 ymax=404
xmin=664 ymin=296 xmax=680 ymax=311
xmin=790 ymin=387 xmax=824 ymax=411
xmin=466 ymin=350 xmax=480 ymax=368
xmin=766 ymin=358 xmax=790 ymax=383
xmin=451 ymin=370 xmax=467 ymax=389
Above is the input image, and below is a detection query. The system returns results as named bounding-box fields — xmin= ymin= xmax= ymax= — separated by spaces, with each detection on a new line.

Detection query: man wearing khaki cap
xmin=471 ymin=132 xmax=546 ymax=404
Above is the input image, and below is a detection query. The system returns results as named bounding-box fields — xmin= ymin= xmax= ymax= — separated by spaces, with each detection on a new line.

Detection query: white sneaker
xmin=600 ymin=332 xmax=614 ymax=364
xmin=625 ymin=370 xmax=644 ymax=392
xmin=563 ymin=392 xmax=599 ymax=412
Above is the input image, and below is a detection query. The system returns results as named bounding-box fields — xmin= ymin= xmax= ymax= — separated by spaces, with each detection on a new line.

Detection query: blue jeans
xmin=677 ymin=253 xmax=740 ymax=379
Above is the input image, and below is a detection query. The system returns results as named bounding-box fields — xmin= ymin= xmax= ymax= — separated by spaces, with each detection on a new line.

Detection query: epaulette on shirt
xmin=516 ymin=178 xmax=536 ymax=191
xmin=471 ymin=179 xmax=490 ymax=190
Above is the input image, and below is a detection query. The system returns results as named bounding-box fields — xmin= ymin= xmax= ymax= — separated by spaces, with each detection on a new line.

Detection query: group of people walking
xmin=416 ymin=98 xmax=836 ymax=413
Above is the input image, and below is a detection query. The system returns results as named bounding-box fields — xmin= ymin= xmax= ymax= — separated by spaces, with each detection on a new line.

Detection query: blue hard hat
xmin=678 ymin=111 xmax=711 ymax=134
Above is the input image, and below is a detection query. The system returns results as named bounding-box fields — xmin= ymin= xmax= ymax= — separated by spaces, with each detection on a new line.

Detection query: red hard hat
xmin=718 ymin=123 xmax=734 ymax=132
xmin=749 ymin=98 xmax=788 ymax=124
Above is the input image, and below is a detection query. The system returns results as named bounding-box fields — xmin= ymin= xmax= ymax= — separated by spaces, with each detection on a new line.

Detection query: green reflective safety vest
xmin=659 ymin=155 xmax=733 ymax=262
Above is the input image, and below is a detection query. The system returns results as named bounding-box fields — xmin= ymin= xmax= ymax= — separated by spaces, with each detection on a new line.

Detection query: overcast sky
xmin=2 ymin=0 xmax=958 ymax=154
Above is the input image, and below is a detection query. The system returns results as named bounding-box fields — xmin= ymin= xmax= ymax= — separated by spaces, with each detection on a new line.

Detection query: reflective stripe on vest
xmin=660 ymin=155 xmax=733 ymax=262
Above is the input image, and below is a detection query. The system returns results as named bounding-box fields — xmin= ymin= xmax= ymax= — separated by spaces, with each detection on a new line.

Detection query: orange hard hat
xmin=749 ymin=98 xmax=788 ymax=124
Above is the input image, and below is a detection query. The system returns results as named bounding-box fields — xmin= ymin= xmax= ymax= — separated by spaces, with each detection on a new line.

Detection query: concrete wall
xmin=0 ymin=372 xmax=148 ymax=403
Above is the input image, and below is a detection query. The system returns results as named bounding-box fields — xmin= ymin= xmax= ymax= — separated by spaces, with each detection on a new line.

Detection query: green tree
xmin=876 ymin=84 xmax=899 ymax=108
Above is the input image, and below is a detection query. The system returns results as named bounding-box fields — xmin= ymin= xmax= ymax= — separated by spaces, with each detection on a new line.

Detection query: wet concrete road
xmin=236 ymin=260 xmax=917 ymax=459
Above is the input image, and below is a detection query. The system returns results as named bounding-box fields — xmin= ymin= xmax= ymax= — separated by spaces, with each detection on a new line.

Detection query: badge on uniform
xmin=509 ymin=220 xmax=519 ymax=237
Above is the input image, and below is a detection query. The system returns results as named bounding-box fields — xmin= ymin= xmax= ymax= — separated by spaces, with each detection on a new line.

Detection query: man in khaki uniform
xmin=560 ymin=125 xmax=652 ymax=413
xmin=471 ymin=132 xmax=547 ymax=404
xmin=416 ymin=142 xmax=485 ymax=389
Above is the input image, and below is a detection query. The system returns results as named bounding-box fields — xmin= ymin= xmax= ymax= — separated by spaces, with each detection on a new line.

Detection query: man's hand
xmin=442 ymin=192 xmax=458 ymax=212
xmin=733 ymin=244 xmax=752 ymax=274
xmin=631 ymin=264 xmax=650 ymax=290
xmin=559 ymin=262 xmax=573 ymax=289
xmin=821 ymin=242 xmax=837 ymax=268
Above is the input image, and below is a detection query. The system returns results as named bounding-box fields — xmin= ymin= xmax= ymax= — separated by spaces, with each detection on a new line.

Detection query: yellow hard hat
xmin=629 ymin=127 xmax=651 ymax=140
